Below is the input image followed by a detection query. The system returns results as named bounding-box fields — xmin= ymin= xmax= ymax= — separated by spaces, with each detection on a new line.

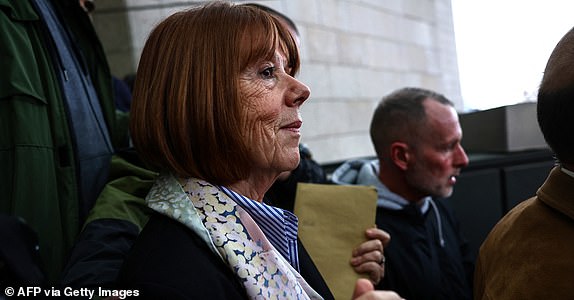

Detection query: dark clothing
xmin=332 ymin=159 xmax=474 ymax=300
xmin=375 ymin=201 xmax=474 ymax=300
xmin=60 ymin=218 xmax=140 ymax=289
xmin=0 ymin=215 xmax=45 ymax=286
xmin=112 ymin=76 xmax=132 ymax=112
xmin=119 ymin=213 xmax=333 ymax=300
xmin=118 ymin=213 xmax=248 ymax=300
xmin=0 ymin=0 xmax=119 ymax=282
xmin=60 ymin=150 xmax=157 ymax=288
xmin=32 ymin=0 xmax=114 ymax=224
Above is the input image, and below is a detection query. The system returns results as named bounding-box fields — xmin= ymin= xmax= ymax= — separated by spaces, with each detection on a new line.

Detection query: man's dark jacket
xmin=375 ymin=200 xmax=474 ymax=300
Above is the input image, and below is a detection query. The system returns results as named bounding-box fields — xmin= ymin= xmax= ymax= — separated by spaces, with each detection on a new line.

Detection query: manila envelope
xmin=294 ymin=183 xmax=377 ymax=300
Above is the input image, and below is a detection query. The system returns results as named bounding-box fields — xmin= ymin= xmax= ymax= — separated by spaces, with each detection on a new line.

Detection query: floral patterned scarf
xmin=146 ymin=174 xmax=323 ymax=299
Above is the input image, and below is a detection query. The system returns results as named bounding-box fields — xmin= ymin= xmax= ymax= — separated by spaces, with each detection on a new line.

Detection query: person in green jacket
xmin=0 ymin=0 xmax=127 ymax=283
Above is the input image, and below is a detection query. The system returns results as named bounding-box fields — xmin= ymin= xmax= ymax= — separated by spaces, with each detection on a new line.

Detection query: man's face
xmin=404 ymin=99 xmax=469 ymax=199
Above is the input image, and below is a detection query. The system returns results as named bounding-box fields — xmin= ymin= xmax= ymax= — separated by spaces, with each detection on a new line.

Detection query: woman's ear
xmin=390 ymin=141 xmax=410 ymax=171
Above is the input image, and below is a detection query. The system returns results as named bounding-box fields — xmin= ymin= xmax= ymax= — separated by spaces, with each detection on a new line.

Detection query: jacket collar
xmin=537 ymin=166 xmax=574 ymax=221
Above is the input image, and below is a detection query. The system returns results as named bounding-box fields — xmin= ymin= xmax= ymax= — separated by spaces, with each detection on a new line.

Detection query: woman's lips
xmin=281 ymin=120 xmax=302 ymax=132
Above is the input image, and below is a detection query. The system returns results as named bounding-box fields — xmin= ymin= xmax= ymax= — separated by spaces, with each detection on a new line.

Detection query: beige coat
xmin=474 ymin=166 xmax=574 ymax=299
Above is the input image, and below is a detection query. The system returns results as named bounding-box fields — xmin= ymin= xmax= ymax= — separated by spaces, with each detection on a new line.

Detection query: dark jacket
xmin=59 ymin=150 xmax=157 ymax=289
xmin=332 ymin=159 xmax=474 ymax=300
xmin=118 ymin=212 xmax=333 ymax=300
xmin=0 ymin=0 xmax=121 ymax=282
xmin=375 ymin=201 xmax=473 ymax=300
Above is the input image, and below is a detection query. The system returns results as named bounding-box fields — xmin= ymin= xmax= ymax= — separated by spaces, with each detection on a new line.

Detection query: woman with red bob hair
xmin=119 ymin=2 xmax=402 ymax=299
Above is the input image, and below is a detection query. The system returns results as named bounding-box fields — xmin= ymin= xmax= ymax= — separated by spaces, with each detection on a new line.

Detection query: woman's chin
xmin=281 ymin=154 xmax=301 ymax=172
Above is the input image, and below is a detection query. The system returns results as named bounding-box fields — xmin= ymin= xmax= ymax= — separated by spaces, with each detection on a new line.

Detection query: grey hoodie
xmin=331 ymin=159 xmax=432 ymax=212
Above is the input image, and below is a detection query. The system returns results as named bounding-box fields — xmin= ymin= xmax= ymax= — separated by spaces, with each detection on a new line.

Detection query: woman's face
xmin=239 ymin=50 xmax=310 ymax=178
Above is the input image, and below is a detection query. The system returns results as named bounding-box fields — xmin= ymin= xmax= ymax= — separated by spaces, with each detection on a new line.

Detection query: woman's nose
xmin=287 ymin=77 xmax=310 ymax=106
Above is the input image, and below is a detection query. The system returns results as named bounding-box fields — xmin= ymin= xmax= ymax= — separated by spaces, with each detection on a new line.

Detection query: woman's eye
xmin=260 ymin=67 xmax=276 ymax=79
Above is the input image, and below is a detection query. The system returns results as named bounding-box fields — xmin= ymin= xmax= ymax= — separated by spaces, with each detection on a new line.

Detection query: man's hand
xmin=350 ymin=228 xmax=390 ymax=284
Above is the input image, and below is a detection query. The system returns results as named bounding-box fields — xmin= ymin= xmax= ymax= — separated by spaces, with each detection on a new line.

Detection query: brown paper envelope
xmin=294 ymin=183 xmax=377 ymax=300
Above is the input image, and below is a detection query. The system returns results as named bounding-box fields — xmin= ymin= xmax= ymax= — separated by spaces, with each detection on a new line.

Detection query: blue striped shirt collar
xmin=219 ymin=185 xmax=300 ymax=271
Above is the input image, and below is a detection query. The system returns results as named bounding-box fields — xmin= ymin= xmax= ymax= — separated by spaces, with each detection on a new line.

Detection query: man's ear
xmin=390 ymin=141 xmax=410 ymax=171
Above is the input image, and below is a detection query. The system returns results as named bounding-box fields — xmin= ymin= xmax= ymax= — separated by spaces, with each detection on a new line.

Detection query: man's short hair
xmin=370 ymin=87 xmax=453 ymax=159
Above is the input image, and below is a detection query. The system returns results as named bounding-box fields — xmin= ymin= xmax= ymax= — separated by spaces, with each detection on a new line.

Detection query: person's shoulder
xmin=479 ymin=197 xmax=537 ymax=254
xmin=121 ymin=213 xmax=213 ymax=270
xmin=119 ymin=213 xmax=248 ymax=299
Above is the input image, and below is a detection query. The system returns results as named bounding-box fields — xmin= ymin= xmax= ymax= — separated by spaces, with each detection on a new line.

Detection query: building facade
xmin=92 ymin=0 xmax=462 ymax=163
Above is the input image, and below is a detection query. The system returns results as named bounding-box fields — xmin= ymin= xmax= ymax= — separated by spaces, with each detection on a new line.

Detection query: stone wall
xmin=92 ymin=0 xmax=462 ymax=164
